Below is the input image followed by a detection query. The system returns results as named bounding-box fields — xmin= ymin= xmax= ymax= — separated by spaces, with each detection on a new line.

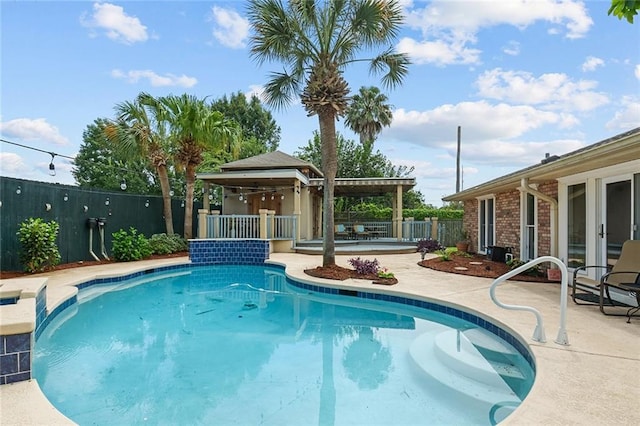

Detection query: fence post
xmin=198 ymin=209 xmax=209 ymax=239
xmin=268 ymin=210 xmax=275 ymax=239
xmin=210 ymin=211 xmax=220 ymax=238
xmin=431 ymin=217 xmax=439 ymax=240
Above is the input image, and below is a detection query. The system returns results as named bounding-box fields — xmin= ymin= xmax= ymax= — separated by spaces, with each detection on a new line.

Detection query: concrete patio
xmin=1 ymin=252 xmax=638 ymax=425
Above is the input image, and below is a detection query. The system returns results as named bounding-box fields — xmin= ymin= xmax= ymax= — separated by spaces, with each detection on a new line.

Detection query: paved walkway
xmin=1 ymin=253 xmax=638 ymax=425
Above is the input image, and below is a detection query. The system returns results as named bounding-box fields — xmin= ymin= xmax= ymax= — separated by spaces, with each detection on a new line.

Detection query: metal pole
xmin=456 ymin=126 xmax=461 ymax=192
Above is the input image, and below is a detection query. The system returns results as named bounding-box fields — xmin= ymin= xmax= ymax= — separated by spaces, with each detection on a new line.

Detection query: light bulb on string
xmin=48 ymin=153 xmax=56 ymax=176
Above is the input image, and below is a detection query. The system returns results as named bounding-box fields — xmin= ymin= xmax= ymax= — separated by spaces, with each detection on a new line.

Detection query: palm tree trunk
xmin=319 ymin=112 xmax=337 ymax=267
xmin=183 ymin=163 xmax=197 ymax=239
xmin=156 ymin=164 xmax=174 ymax=235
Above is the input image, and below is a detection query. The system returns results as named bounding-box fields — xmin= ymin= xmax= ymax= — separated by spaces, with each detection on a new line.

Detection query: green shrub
xmin=506 ymin=258 xmax=543 ymax=276
xmin=149 ymin=233 xmax=188 ymax=255
xmin=17 ymin=218 xmax=61 ymax=273
xmin=111 ymin=227 xmax=152 ymax=262
xmin=435 ymin=249 xmax=452 ymax=261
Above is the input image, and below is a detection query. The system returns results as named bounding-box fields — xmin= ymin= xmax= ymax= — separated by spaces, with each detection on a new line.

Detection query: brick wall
xmin=535 ymin=181 xmax=558 ymax=256
xmin=461 ymin=180 xmax=559 ymax=258
xmin=496 ymin=189 xmax=522 ymax=257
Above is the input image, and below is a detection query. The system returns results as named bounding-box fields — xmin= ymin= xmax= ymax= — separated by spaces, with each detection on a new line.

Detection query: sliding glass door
xmin=601 ymin=177 xmax=632 ymax=267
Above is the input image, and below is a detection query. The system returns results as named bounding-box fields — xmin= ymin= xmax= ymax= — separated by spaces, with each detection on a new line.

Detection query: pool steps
xmin=409 ymin=327 xmax=526 ymax=415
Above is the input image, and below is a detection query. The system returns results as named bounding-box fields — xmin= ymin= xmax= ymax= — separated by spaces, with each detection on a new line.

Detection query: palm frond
xmin=369 ymin=49 xmax=411 ymax=89
xmin=262 ymin=70 xmax=301 ymax=110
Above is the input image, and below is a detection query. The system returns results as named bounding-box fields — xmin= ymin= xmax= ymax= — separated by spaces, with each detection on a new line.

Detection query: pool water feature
xmin=33 ymin=264 xmax=534 ymax=425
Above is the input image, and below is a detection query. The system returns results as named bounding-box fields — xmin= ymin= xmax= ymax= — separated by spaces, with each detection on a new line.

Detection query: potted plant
xmin=455 ymin=229 xmax=470 ymax=253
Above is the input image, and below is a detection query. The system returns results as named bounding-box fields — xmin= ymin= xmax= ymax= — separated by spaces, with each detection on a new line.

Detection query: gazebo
xmin=196 ymin=150 xmax=416 ymax=248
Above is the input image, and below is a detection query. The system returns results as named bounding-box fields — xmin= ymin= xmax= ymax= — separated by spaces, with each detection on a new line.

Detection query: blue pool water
xmin=34 ymin=265 xmax=534 ymax=425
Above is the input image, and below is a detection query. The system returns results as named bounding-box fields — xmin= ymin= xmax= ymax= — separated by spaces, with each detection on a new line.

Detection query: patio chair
xmin=572 ymin=239 xmax=640 ymax=321
xmin=353 ymin=224 xmax=370 ymax=240
xmin=334 ymin=224 xmax=349 ymax=240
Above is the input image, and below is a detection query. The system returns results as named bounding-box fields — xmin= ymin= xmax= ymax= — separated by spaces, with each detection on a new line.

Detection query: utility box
xmin=487 ymin=246 xmax=507 ymax=262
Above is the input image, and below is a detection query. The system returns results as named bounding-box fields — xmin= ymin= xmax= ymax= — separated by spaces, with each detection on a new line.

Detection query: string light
xmin=1 ymin=138 xmax=74 ymax=175
xmin=48 ymin=153 xmax=56 ymax=176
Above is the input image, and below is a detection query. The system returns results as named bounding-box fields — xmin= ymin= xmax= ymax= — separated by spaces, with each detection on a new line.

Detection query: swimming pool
xmin=33 ymin=264 xmax=534 ymax=425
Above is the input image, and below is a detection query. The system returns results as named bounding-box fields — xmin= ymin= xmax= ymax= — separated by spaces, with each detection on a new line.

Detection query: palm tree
xmin=345 ymin=86 xmax=393 ymax=145
xmin=109 ymin=93 xmax=175 ymax=235
xmin=248 ymin=0 xmax=409 ymax=267
xmin=159 ymin=94 xmax=241 ymax=239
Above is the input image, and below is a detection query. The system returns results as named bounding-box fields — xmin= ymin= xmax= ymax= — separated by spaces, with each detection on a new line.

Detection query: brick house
xmin=443 ymin=127 xmax=639 ymax=293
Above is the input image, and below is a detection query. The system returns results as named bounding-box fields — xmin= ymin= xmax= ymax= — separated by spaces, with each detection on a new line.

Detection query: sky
xmin=1 ymin=0 xmax=639 ymax=206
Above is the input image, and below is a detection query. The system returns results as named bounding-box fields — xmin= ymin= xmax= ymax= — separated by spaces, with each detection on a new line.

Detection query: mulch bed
xmin=0 ymin=252 xmax=189 ymax=280
xmin=418 ymin=252 xmax=553 ymax=282
xmin=304 ymin=264 xmax=398 ymax=285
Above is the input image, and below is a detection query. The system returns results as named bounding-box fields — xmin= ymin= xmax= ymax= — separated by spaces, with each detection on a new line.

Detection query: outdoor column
xmin=395 ymin=184 xmax=403 ymax=241
xmin=259 ymin=209 xmax=268 ymax=239
xmin=197 ymin=208 xmax=209 ymax=239
xmin=203 ymin=182 xmax=210 ymax=211
xmin=294 ymin=181 xmax=301 ymax=242
xmin=430 ymin=217 xmax=439 ymax=240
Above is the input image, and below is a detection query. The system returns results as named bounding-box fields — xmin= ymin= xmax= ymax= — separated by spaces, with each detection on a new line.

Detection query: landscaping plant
xmin=17 ymin=218 xmax=61 ymax=273
xmin=111 ymin=227 xmax=152 ymax=262
xmin=348 ymin=257 xmax=380 ymax=275
xmin=149 ymin=233 xmax=188 ymax=255
xmin=506 ymin=258 xmax=543 ymax=276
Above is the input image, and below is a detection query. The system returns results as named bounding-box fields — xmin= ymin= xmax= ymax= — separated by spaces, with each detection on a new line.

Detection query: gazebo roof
xmin=220 ymin=150 xmax=322 ymax=177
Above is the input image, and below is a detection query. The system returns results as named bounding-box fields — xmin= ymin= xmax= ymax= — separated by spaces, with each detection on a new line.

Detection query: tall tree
xmin=345 ymin=86 xmax=393 ymax=145
xmin=109 ymin=93 xmax=175 ymax=235
xmin=210 ymin=91 xmax=281 ymax=155
xmin=159 ymin=93 xmax=241 ymax=239
xmin=248 ymin=0 xmax=409 ymax=267
xmin=73 ymin=118 xmax=159 ymax=194
xmin=296 ymin=131 xmax=409 ymax=179
xmin=296 ymin=131 xmax=421 ymax=210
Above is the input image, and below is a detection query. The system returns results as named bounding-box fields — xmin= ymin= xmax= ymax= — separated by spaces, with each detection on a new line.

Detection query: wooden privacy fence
xmin=0 ymin=176 xmax=201 ymax=271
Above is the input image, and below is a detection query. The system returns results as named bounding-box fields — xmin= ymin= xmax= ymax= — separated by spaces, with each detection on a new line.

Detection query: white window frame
xmin=476 ymin=195 xmax=495 ymax=254
xmin=521 ymin=191 xmax=538 ymax=261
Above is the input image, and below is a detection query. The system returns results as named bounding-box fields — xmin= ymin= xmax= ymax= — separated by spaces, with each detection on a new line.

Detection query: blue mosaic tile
xmin=19 ymin=351 xmax=30 ymax=372
xmin=0 ymin=354 xmax=18 ymax=375
xmin=5 ymin=371 xmax=30 ymax=384
xmin=5 ymin=334 xmax=30 ymax=353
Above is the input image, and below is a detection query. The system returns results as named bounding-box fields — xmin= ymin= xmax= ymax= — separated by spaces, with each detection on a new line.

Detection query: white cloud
xmin=0 ymin=118 xmax=69 ymax=145
xmin=111 ymin=69 xmax=197 ymax=88
xmin=606 ymin=96 xmax=640 ymax=130
xmin=581 ymin=56 xmax=604 ymax=72
xmin=405 ymin=0 xmax=592 ymax=38
xmin=210 ymin=6 xmax=249 ymax=49
xmin=0 ymin=152 xmax=31 ymax=176
xmin=245 ymin=85 xmax=265 ymax=102
xmin=386 ymin=101 xmax=564 ymax=147
xmin=635 ymin=64 xmax=640 ymax=80
xmin=81 ymin=2 xmax=148 ymax=44
xmin=475 ymin=68 xmax=609 ymax=112
xmin=397 ymin=37 xmax=481 ymax=66
xmin=502 ymin=41 xmax=520 ymax=56
xmin=401 ymin=0 xmax=592 ymax=65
